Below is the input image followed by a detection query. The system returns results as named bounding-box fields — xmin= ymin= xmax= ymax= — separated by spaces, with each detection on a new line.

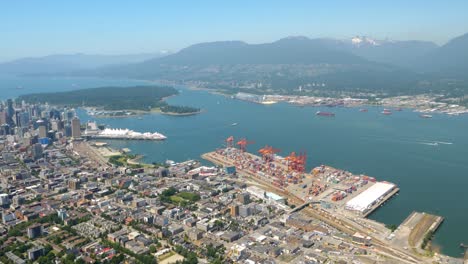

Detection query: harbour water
xmin=1 ymin=76 xmax=468 ymax=257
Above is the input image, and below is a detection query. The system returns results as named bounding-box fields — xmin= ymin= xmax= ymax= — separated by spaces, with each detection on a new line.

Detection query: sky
xmin=1 ymin=0 xmax=468 ymax=62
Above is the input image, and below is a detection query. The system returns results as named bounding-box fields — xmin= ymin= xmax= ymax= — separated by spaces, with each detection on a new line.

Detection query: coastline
xmin=201 ymin=149 xmax=450 ymax=262
xmin=185 ymin=86 xmax=468 ymax=116
xmin=151 ymin=108 xmax=202 ymax=116
xmin=84 ymin=106 xmax=202 ymax=118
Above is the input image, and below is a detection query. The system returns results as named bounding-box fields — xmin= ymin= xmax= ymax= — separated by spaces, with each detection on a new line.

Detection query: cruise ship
xmin=85 ymin=127 xmax=166 ymax=140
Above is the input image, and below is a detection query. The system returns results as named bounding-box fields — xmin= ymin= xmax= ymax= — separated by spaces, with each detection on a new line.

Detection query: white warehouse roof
xmin=345 ymin=182 xmax=395 ymax=212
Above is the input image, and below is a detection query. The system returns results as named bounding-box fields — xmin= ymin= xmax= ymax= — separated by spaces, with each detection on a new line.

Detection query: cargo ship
xmin=419 ymin=114 xmax=433 ymax=118
xmin=316 ymin=111 xmax=335 ymax=117
xmin=381 ymin=109 xmax=392 ymax=115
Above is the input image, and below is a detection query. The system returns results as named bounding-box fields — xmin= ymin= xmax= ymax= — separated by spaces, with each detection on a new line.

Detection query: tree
xmin=205 ymin=244 xmax=225 ymax=262
xmin=149 ymin=245 xmax=157 ymax=253
xmin=44 ymin=244 xmax=53 ymax=254
xmin=63 ymin=253 xmax=76 ymax=264
xmin=213 ymin=220 xmax=224 ymax=229
xmin=386 ymin=224 xmax=398 ymax=232
xmin=109 ymin=254 xmax=125 ymax=264
xmin=161 ymin=187 xmax=177 ymax=197
xmin=184 ymin=253 xmax=198 ymax=264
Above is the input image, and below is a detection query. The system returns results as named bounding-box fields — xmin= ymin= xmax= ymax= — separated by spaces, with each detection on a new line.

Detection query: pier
xmin=363 ymin=187 xmax=400 ymax=217
xmin=390 ymin=211 xmax=444 ymax=253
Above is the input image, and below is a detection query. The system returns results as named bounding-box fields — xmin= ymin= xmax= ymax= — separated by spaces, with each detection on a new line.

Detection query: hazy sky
xmin=1 ymin=0 xmax=467 ymax=62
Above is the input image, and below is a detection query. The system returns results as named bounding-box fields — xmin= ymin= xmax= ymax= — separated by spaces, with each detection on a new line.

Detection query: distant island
xmin=17 ymin=85 xmax=201 ymax=116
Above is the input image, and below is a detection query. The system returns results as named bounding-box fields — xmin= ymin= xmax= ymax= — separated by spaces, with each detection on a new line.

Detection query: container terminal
xmin=202 ymin=136 xmax=399 ymax=218
xmin=201 ymin=137 xmax=449 ymax=262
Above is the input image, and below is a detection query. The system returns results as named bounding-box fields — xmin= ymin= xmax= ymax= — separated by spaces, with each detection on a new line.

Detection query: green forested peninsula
xmin=18 ymin=85 xmax=178 ymax=111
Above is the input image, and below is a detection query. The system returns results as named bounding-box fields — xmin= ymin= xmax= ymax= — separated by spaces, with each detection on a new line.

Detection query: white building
xmin=345 ymin=182 xmax=396 ymax=213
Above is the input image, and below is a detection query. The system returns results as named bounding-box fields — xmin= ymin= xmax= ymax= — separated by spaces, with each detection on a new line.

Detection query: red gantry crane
xmin=285 ymin=151 xmax=307 ymax=172
xmin=237 ymin=138 xmax=254 ymax=152
xmin=226 ymin=136 xmax=234 ymax=148
xmin=258 ymin=145 xmax=281 ymax=162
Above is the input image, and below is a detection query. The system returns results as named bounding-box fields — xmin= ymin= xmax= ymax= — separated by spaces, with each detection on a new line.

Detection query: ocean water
xmin=2 ymin=76 xmax=468 ymax=257
xmin=0 ymin=74 xmax=151 ymax=100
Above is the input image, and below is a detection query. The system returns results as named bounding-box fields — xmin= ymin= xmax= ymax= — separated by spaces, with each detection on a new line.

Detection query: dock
xmin=390 ymin=211 xmax=444 ymax=252
xmin=203 ymin=147 xmax=436 ymax=264
xmin=202 ymin=148 xmax=399 ymax=218
xmin=363 ymin=187 xmax=400 ymax=217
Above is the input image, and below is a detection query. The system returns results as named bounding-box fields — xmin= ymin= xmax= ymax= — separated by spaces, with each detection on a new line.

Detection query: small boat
xmin=419 ymin=114 xmax=432 ymax=118
xmin=359 ymin=108 xmax=368 ymax=112
xmin=137 ymin=117 xmax=143 ymax=120
xmin=231 ymin=123 xmax=238 ymax=126
xmin=382 ymin=110 xmax=392 ymax=115
xmin=316 ymin=111 xmax=335 ymax=117
xmin=395 ymin=108 xmax=403 ymax=111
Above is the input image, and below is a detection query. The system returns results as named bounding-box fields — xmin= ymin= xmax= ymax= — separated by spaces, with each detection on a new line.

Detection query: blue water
xmin=0 ymin=74 xmax=151 ymax=99
xmin=2 ymin=76 xmax=468 ymax=257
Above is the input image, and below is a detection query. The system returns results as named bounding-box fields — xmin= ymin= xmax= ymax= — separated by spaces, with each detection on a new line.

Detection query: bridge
xmin=289 ymin=200 xmax=320 ymax=214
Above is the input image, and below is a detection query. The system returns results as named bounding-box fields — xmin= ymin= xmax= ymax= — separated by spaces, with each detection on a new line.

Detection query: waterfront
xmin=81 ymin=87 xmax=468 ymax=258
xmin=2 ymin=76 xmax=468 ymax=257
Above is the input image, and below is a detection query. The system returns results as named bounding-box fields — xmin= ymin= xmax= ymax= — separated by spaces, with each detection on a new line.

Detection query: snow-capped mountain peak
xmin=351 ymin=36 xmax=380 ymax=47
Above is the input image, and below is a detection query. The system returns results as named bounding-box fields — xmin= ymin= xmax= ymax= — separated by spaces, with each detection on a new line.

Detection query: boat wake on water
xmin=418 ymin=141 xmax=454 ymax=146
xmin=360 ymin=135 xmax=453 ymax=146
xmin=434 ymin=141 xmax=453 ymax=145
xmin=419 ymin=142 xmax=439 ymax=146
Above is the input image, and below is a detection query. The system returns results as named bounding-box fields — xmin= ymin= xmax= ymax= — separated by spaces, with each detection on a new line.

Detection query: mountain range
xmin=2 ymin=33 xmax=467 ymax=95
xmin=105 ymin=34 xmax=468 ymax=73
xmin=93 ymin=34 xmax=466 ymax=95
xmin=0 ymin=51 xmax=171 ymax=75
